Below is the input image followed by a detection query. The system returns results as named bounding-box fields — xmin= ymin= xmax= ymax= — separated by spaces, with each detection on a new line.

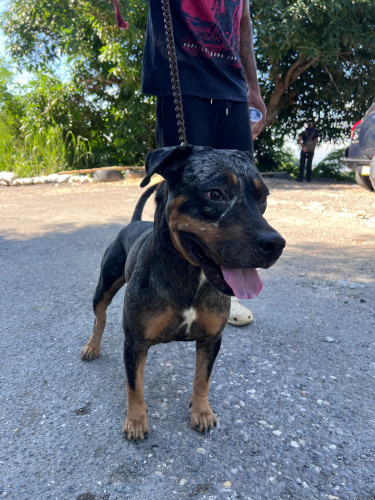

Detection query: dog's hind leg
xmin=81 ymin=239 xmax=126 ymax=360
xmin=190 ymin=335 xmax=222 ymax=432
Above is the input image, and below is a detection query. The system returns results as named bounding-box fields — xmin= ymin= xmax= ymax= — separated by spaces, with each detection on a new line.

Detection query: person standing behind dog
xmin=142 ymin=0 xmax=266 ymax=326
xmin=114 ymin=0 xmax=266 ymax=325
xmin=297 ymin=120 xmax=319 ymax=182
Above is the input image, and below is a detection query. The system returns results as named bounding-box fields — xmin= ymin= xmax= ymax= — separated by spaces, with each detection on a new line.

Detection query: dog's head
xmin=142 ymin=145 xmax=285 ymax=298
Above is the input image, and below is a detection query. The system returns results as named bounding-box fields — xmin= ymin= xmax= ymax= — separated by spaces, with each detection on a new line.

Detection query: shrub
xmin=0 ymin=123 xmax=93 ymax=177
xmin=312 ymin=149 xmax=355 ymax=181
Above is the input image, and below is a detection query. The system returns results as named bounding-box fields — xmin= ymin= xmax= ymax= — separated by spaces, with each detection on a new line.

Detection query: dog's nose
xmin=257 ymin=232 xmax=286 ymax=258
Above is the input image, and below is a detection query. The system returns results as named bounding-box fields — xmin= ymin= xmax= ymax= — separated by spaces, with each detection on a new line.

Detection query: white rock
xmin=0 ymin=171 xmax=18 ymax=184
xmin=324 ymin=337 xmax=336 ymax=343
xmin=18 ymin=177 xmax=34 ymax=185
xmin=79 ymin=175 xmax=92 ymax=184
xmin=57 ymin=174 xmax=70 ymax=184
xmin=69 ymin=175 xmax=82 ymax=184
xmin=45 ymin=173 xmax=60 ymax=183
xmin=0 ymin=180 xmax=8 ymax=186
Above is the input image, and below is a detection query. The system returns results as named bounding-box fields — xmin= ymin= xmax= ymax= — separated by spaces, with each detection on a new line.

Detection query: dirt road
xmin=1 ymin=178 xmax=374 ymax=499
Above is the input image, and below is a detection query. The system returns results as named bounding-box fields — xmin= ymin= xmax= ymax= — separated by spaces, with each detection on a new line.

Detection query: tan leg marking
xmin=143 ymin=306 xmax=174 ymax=341
xmin=122 ymin=351 xmax=150 ymax=440
xmin=81 ymin=277 xmax=125 ymax=360
xmin=196 ymin=307 xmax=228 ymax=336
xmin=190 ymin=346 xmax=217 ymax=432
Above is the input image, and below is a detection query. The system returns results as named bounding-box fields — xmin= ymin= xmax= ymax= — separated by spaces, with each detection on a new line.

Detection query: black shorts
xmin=155 ymin=95 xmax=253 ymax=156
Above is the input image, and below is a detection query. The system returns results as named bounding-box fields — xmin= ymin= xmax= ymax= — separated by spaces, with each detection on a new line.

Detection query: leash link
xmin=161 ymin=0 xmax=188 ymax=146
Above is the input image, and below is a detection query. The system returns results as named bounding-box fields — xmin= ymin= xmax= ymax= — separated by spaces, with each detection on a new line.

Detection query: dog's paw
xmin=190 ymin=403 xmax=217 ymax=433
xmin=80 ymin=343 xmax=100 ymax=360
xmin=122 ymin=415 xmax=150 ymax=442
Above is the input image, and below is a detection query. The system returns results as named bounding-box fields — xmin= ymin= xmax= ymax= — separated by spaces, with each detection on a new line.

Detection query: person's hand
xmin=248 ymin=91 xmax=267 ymax=139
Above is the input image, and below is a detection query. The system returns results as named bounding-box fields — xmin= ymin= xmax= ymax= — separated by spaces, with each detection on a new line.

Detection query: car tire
xmin=355 ymin=170 xmax=374 ymax=191
xmin=370 ymin=157 xmax=375 ymax=191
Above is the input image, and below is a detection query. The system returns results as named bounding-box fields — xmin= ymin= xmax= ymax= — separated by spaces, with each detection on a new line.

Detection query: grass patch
xmin=0 ymin=124 xmax=93 ymax=177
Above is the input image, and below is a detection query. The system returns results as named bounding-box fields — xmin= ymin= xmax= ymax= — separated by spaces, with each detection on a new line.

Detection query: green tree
xmin=2 ymin=0 xmax=375 ymax=168
xmin=252 ymin=0 xmax=375 ymax=141
xmin=2 ymin=0 xmax=153 ymax=165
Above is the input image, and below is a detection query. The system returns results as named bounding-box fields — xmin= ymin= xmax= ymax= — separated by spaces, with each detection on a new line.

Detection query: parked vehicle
xmin=344 ymin=99 xmax=375 ymax=191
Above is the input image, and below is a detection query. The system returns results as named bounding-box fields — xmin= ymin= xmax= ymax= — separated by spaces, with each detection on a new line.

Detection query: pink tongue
xmin=221 ymin=267 xmax=263 ymax=299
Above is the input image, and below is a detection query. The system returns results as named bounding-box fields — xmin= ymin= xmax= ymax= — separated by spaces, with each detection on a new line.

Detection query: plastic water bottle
xmin=249 ymin=108 xmax=262 ymax=123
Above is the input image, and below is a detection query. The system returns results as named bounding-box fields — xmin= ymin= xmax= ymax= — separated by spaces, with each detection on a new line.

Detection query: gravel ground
xmin=0 ymin=178 xmax=374 ymax=500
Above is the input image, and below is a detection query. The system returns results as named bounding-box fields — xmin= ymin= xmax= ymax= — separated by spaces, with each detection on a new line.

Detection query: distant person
xmin=297 ymin=120 xmax=319 ymax=182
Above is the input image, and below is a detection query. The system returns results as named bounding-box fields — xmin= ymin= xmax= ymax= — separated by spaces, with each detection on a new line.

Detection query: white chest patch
xmin=181 ymin=307 xmax=197 ymax=334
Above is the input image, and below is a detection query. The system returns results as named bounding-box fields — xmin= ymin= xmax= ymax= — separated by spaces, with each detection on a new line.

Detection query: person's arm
xmin=239 ymin=1 xmax=266 ymax=139
xmin=298 ymin=134 xmax=307 ymax=153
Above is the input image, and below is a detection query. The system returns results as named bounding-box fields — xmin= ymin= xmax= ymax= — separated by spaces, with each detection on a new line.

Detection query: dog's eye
xmin=260 ymin=197 xmax=267 ymax=213
xmin=206 ymin=189 xmax=226 ymax=202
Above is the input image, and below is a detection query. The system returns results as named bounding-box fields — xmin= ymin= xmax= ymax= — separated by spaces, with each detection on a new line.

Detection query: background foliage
xmin=1 ymin=0 xmax=375 ymax=173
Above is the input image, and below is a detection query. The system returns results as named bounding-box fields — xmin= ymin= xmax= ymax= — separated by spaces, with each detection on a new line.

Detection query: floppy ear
xmin=140 ymin=145 xmax=193 ymax=188
xmin=243 ymin=150 xmax=254 ymax=163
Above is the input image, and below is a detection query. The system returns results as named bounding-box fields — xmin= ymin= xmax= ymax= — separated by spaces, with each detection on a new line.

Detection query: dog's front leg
xmin=122 ymin=343 xmax=150 ymax=441
xmin=190 ymin=336 xmax=222 ymax=432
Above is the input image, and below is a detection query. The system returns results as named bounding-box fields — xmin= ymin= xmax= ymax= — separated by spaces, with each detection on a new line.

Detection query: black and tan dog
xmin=81 ymin=145 xmax=285 ymax=440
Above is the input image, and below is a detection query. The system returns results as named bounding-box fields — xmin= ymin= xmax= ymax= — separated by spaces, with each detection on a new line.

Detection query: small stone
xmin=45 ymin=173 xmax=60 ymax=183
xmin=0 ymin=171 xmax=17 ymax=184
xmin=57 ymin=174 xmax=70 ymax=184
xmin=179 ymin=479 xmax=187 ymax=486
xmin=239 ymin=400 xmax=245 ymax=407
xmin=290 ymin=440 xmax=299 ymax=448
xmin=79 ymin=175 xmax=92 ymax=183
xmin=272 ymin=430 xmax=282 ymax=436
xmin=93 ymin=169 xmax=123 ymax=182
xmin=69 ymin=175 xmax=82 ymax=184
xmin=223 ymin=481 xmax=231 ymax=488
xmin=21 ymin=177 xmax=34 ymax=185
xmin=197 ymin=448 xmax=206 ymax=454
xmin=324 ymin=337 xmax=336 ymax=343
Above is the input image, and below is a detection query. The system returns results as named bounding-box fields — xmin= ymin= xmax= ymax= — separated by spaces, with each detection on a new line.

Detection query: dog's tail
xmin=131 ymin=182 xmax=160 ymax=223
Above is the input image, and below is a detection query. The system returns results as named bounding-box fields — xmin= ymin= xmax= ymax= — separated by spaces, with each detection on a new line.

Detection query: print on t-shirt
xmin=180 ymin=0 xmax=243 ymax=67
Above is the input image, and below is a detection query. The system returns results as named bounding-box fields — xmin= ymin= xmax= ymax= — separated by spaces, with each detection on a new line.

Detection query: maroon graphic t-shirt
xmin=141 ymin=0 xmax=248 ymax=101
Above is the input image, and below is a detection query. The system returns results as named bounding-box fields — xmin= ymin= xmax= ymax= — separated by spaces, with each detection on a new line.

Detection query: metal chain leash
xmin=161 ymin=0 xmax=188 ymax=146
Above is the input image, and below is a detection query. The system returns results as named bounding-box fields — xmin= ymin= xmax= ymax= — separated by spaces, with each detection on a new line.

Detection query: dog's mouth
xmin=180 ymin=233 xmax=263 ymax=299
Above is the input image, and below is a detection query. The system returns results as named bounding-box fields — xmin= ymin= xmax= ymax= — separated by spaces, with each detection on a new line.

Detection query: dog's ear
xmin=140 ymin=145 xmax=193 ymax=187
xmin=243 ymin=150 xmax=254 ymax=163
